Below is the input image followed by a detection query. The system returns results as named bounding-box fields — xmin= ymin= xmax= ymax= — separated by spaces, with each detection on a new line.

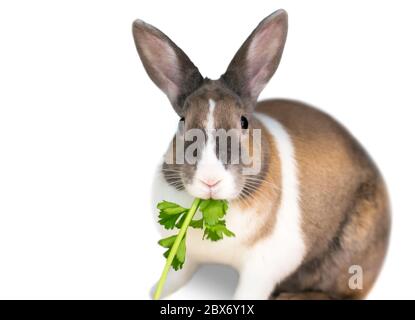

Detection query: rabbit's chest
xmin=185 ymin=205 xmax=265 ymax=268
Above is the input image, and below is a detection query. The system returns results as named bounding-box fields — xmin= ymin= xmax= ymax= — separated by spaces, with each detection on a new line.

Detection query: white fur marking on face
xmin=206 ymin=98 xmax=216 ymax=131
xmin=184 ymin=99 xmax=238 ymax=199
xmin=200 ymin=99 xmax=217 ymax=165
xmin=233 ymin=113 xmax=306 ymax=299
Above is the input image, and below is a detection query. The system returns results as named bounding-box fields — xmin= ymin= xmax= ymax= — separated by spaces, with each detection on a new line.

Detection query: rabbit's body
xmin=134 ymin=10 xmax=390 ymax=299
xmin=151 ymin=98 xmax=389 ymax=299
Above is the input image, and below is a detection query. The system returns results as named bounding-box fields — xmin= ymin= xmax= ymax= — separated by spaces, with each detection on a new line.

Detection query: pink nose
xmin=200 ymin=178 xmax=221 ymax=188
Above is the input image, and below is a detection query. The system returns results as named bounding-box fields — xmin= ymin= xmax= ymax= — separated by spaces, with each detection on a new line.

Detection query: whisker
xmin=244 ymin=180 xmax=274 ymax=190
xmin=245 ymin=177 xmax=281 ymax=191
xmin=235 ymin=191 xmax=252 ymax=207
xmin=163 ymin=174 xmax=181 ymax=178
xmin=161 ymin=169 xmax=183 ymax=173
xmin=241 ymin=183 xmax=278 ymax=202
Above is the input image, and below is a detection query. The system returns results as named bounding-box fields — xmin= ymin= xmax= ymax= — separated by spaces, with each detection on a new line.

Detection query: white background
xmin=0 ymin=0 xmax=414 ymax=299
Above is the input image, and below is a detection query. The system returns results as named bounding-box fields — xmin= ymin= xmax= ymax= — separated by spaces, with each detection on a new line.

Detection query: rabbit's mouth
xmin=184 ymin=182 xmax=239 ymax=201
xmin=183 ymin=168 xmax=241 ymax=201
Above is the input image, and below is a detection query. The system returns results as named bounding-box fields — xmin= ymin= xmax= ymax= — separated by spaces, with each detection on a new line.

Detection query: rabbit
xmin=132 ymin=9 xmax=390 ymax=300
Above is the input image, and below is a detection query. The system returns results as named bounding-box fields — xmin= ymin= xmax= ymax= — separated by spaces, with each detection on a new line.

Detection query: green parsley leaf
xmin=161 ymin=237 xmax=186 ymax=271
xmin=158 ymin=235 xmax=177 ymax=248
xmin=157 ymin=202 xmax=188 ymax=230
xmin=203 ymin=220 xmax=235 ymax=241
xmin=158 ymin=234 xmax=187 ymax=271
xmin=157 ymin=201 xmax=187 ymax=215
xmin=157 ymin=201 xmax=182 ymax=211
xmin=199 ymin=199 xmax=227 ymax=226
xmin=176 ymin=237 xmax=186 ymax=265
xmin=158 ymin=212 xmax=184 ymax=230
xmin=175 ymin=215 xmax=204 ymax=229
xmin=189 ymin=218 xmax=203 ymax=229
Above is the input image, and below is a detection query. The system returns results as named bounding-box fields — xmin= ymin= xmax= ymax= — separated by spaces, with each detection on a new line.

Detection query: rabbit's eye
xmin=180 ymin=117 xmax=185 ymax=122
xmin=241 ymin=116 xmax=248 ymax=129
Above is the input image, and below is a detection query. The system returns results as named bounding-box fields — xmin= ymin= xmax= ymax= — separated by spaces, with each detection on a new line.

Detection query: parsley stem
xmin=153 ymin=197 xmax=201 ymax=300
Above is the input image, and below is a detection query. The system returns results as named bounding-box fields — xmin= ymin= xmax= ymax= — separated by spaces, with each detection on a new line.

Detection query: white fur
xmin=233 ymin=113 xmax=306 ymax=299
xmin=151 ymin=111 xmax=305 ymax=300
xmin=206 ymin=98 xmax=216 ymax=131
xmin=184 ymin=99 xmax=238 ymax=200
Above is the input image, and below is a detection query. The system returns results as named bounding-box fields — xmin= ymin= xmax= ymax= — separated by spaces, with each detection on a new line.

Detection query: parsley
xmin=157 ymin=201 xmax=188 ymax=230
xmin=153 ymin=198 xmax=234 ymax=300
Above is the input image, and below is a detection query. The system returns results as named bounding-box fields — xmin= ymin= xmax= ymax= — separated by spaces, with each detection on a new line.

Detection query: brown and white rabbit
xmin=132 ymin=9 xmax=390 ymax=299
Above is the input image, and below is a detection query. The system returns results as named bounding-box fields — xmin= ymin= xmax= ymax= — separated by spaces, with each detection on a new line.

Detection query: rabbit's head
xmin=133 ymin=10 xmax=287 ymax=200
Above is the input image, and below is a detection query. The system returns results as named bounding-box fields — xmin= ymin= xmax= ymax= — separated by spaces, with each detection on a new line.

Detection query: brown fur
xmin=256 ymin=99 xmax=391 ymax=299
xmin=233 ymin=118 xmax=282 ymax=244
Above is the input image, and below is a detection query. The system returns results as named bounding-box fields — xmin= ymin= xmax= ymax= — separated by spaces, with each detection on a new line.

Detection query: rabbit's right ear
xmin=132 ymin=20 xmax=204 ymax=115
xmin=221 ymin=10 xmax=288 ymax=109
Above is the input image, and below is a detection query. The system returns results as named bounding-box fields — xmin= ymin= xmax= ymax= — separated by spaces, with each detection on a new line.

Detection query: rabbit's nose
xmin=200 ymin=178 xmax=222 ymax=188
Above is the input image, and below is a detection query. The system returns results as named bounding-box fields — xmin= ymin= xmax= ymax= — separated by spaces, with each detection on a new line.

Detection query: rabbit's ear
xmin=132 ymin=20 xmax=204 ymax=115
xmin=221 ymin=10 xmax=288 ymax=108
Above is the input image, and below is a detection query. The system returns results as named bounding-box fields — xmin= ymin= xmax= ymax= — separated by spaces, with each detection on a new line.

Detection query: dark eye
xmin=241 ymin=116 xmax=248 ymax=129
xmin=180 ymin=117 xmax=185 ymax=122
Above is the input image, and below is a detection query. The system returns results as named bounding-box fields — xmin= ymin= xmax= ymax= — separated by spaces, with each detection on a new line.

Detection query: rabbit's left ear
xmin=132 ymin=20 xmax=204 ymax=115
xmin=221 ymin=10 xmax=288 ymax=108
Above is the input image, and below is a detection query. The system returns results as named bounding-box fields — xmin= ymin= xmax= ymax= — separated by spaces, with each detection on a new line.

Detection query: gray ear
xmin=220 ymin=10 xmax=288 ymax=108
xmin=132 ymin=20 xmax=204 ymax=115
